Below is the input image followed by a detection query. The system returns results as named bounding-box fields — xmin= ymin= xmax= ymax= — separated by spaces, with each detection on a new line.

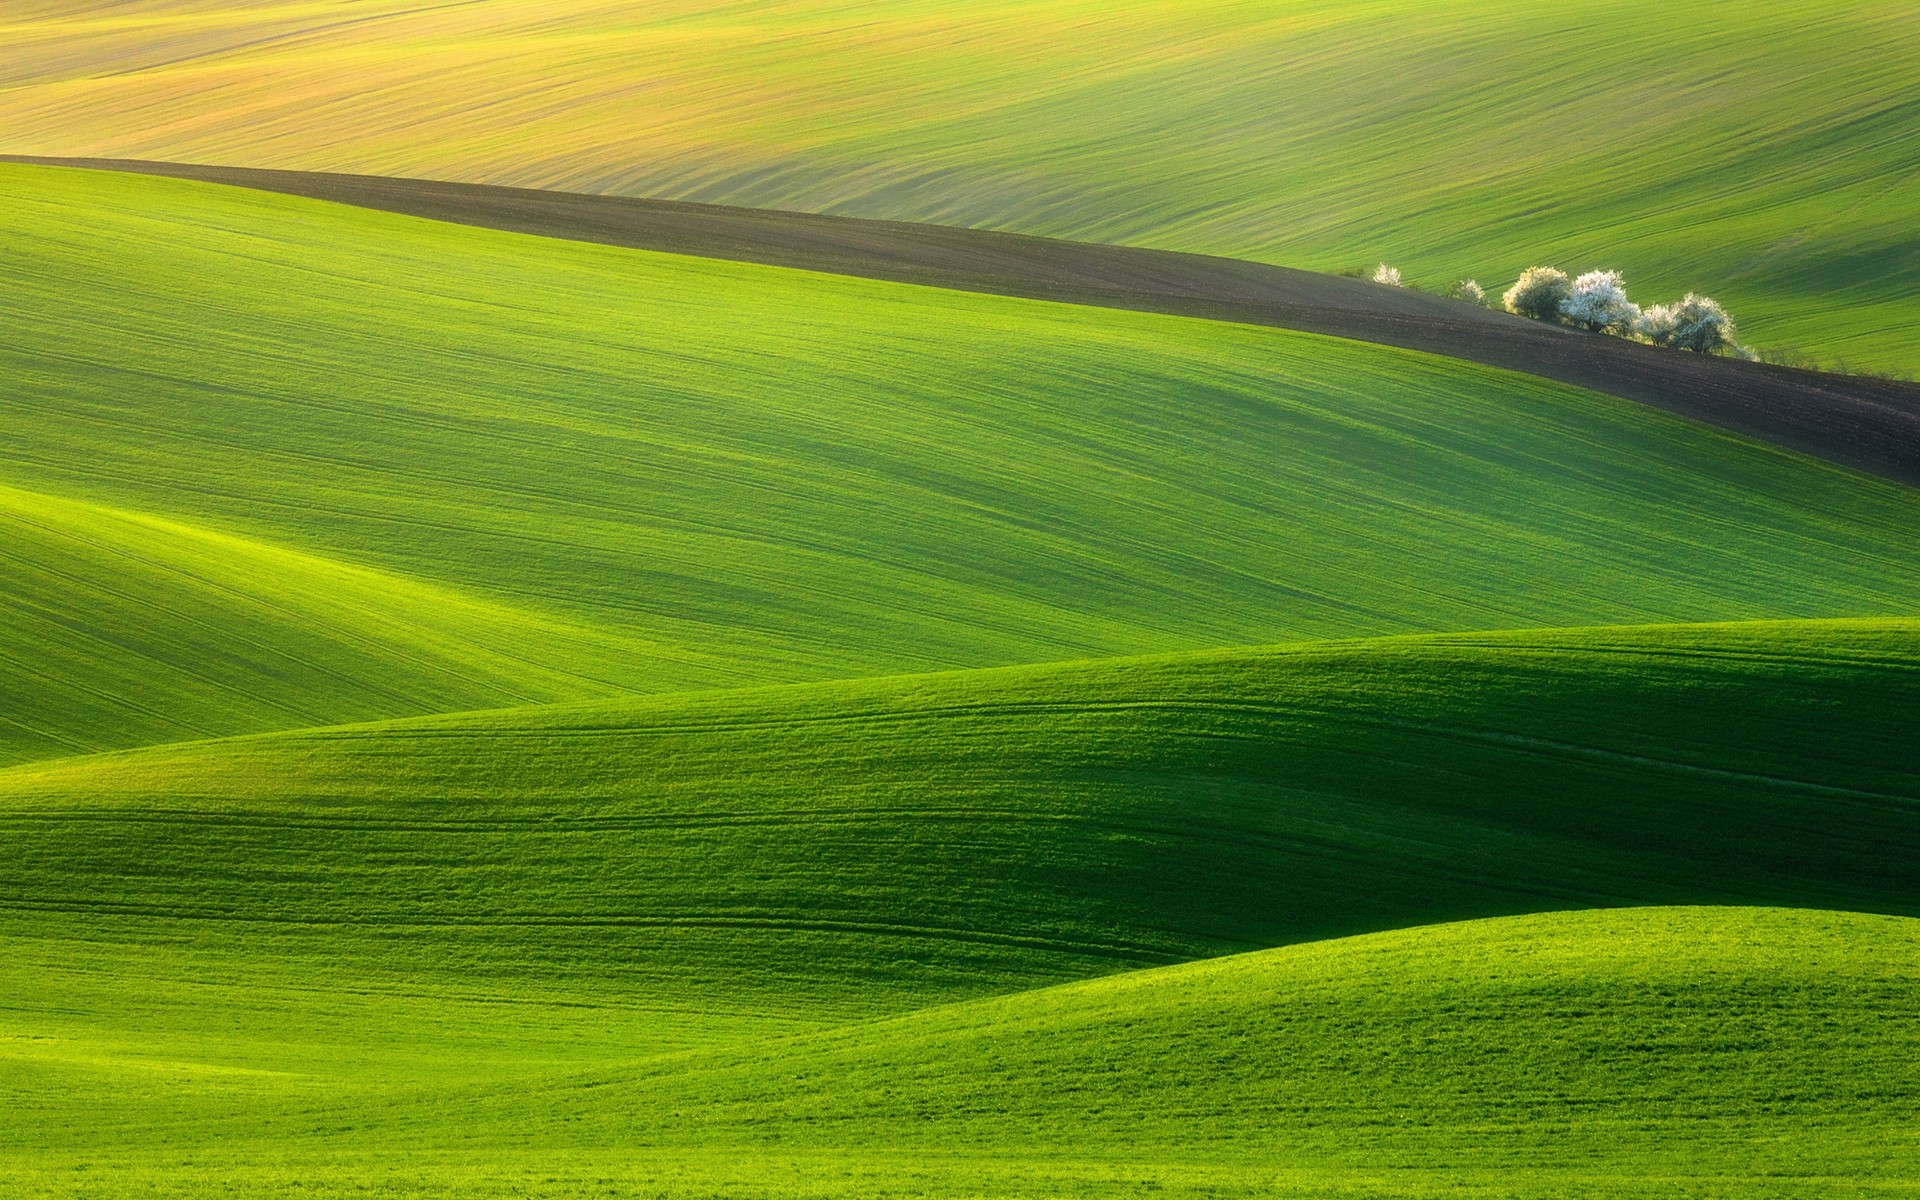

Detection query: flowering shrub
xmin=1637 ymin=293 xmax=1738 ymax=354
xmin=1561 ymin=270 xmax=1640 ymax=334
xmin=1503 ymin=267 xmax=1571 ymax=321
xmin=1371 ymin=259 xmax=1747 ymax=358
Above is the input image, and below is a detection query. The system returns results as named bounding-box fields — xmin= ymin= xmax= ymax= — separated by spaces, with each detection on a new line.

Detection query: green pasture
xmin=1 ymin=162 xmax=1917 ymax=1198
xmin=6 ymin=617 xmax=1918 ymax=1019
xmin=0 ymin=479 xmax=641 ymax=762
xmin=1 ymin=1 xmax=1915 ymax=366
xmin=6 ymin=163 xmax=1920 ymax=762
xmin=5 ymin=906 xmax=1915 ymax=1198
xmin=510 ymin=906 xmax=1920 ymax=1191
xmin=5 ymin=620 xmax=1920 ymax=1195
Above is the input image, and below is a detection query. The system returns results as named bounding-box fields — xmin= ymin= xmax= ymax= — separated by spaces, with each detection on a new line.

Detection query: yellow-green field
xmin=2 ymin=1 xmax=1915 ymax=368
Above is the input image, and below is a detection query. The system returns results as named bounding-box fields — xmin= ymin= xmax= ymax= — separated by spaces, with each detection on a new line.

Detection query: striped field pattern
xmin=2 ymin=160 xmax=1918 ymax=1197
xmin=5 ymin=621 xmax=1919 ymax=1195
xmin=8 ymin=164 xmax=1920 ymax=763
xmin=2 ymin=1 xmax=1916 ymax=367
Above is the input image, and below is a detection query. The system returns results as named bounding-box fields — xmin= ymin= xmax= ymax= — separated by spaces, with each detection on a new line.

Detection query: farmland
xmin=8 ymin=163 xmax=1920 ymax=767
xmin=3 ymin=9 xmax=1918 ymax=1193
xmin=1 ymin=1 xmax=1915 ymax=368
xmin=7 ymin=619 xmax=1920 ymax=1196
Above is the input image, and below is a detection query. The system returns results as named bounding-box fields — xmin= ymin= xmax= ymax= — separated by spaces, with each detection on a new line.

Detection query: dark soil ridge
xmin=13 ymin=155 xmax=1920 ymax=488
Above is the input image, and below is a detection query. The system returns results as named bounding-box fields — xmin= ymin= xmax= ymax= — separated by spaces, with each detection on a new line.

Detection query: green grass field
xmin=8 ymin=617 xmax=1919 ymax=1020
xmin=7 ymin=622 xmax=1919 ymax=1196
xmin=2 ymin=1 xmax=1915 ymax=368
xmin=0 ymin=478 xmax=646 ymax=762
xmin=3 ymin=161 xmax=1917 ymax=1197
xmin=8 ymin=905 xmax=1917 ymax=1198
xmin=8 ymin=163 xmax=1920 ymax=762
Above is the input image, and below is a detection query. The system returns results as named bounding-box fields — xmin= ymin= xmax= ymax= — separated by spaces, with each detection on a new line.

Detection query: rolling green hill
xmin=2 ymin=1 xmax=1914 ymax=367
xmin=4 ymin=142 xmax=1919 ymax=1198
xmin=7 ymin=162 xmax=1920 ymax=762
xmin=514 ymin=906 xmax=1920 ymax=1196
xmin=7 ymin=906 xmax=1916 ymax=1198
xmin=4 ymin=617 xmax=1918 ymax=1200
xmin=0 ymin=478 xmax=645 ymax=764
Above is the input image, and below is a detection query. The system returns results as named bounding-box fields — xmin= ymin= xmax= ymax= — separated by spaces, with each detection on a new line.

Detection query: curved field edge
xmin=4 ymin=617 xmax=1916 ymax=1033
xmin=0 ymin=478 xmax=651 ymax=765
xmin=5 ymin=907 xmax=1916 ymax=1199
xmin=502 ymin=907 xmax=1920 ymax=1172
xmin=7 ymin=163 xmax=1920 ymax=769
xmin=23 ymin=156 xmax=1916 ymax=487
xmin=0 ymin=1 xmax=1913 ymax=369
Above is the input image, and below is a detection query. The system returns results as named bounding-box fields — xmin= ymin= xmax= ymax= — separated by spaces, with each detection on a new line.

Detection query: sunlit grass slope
xmin=502 ymin=908 xmax=1920 ymax=1197
xmin=5 ymin=619 xmax=1916 ymax=1087
xmin=7 ymin=163 xmax=1920 ymax=766
xmin=0 ymin=479 xmax=651 ymax=765
xmin=6 ymin=908 xmax=1915 ymax=1198
xmin=3 ymin=2 xmax=1914 ymax=366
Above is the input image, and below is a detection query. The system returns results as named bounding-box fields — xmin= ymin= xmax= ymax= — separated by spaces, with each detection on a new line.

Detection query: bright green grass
xmin=3 ymin=619 xmax=1916 ymax=1129
xmin=7 ymin=163 xmax=1920 ymax=761
xmin=4 ymin=160 xmax=1919 ymax=1200
xmin=5 ymin=907 xmax=1915 ymax=1198
xmin=0 ymin=478 xmax=651 ymax=763
xmin=2 ymin=1 xmax=1915 ymax=366
xmin=492 ymin=907 xmax=1920 ymax=1195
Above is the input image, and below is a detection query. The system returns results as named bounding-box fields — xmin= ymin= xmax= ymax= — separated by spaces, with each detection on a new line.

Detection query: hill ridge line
xmin=10 ymin=155 xmax=1919 ymax=487
xmin=4 ymin=615 xmax=1911 ymax=780
xmin=0 ymin=476 xmax=667 ymax=765
xmin=361 ymin=904 xmax=1920 ymax=1111
xmin=0 ymin=476 xmax=650 ymax=685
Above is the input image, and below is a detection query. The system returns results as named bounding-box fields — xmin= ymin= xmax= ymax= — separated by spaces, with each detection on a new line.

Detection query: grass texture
xmin=4 ymin=620 xmax=1919 ymax=1195
xmin=7 ymin=163 xmax=1920 ymax=761
xmin=4 ymin=163 xmax=1919 ymax=1198
xmin=0 ymin=478 xmax=644 ymax=763
xmin=489 ymin=906 xmax=1920 ymax=1196
xmin=6 ymin=617 xmax=1918 ymax=1015
xmin=1 ymin=1 xmax=1915 ymax=366
xmin=5 ymin=907 xmax=1915 ymax=1196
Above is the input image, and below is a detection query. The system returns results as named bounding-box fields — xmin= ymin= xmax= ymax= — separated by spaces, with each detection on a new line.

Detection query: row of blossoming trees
xmin=1372 ymin=263 xmax=1745 ymax=356
xmin=1505 ymin=268 xmax=1744 ymax=355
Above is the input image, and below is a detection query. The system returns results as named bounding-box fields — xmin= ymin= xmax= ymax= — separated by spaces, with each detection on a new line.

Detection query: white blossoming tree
xmin=1637 ymin=294 xmax=1739 ymax=354
xmin=1371 ymin=263 xmax=1403 ymax=287
xmin=1503 ymin=267 xmax=1571 ymax=322
xmin=1561 ymin=270 xmax=1640 ymax=335
xmin=1449 ymin=279 xmax=1487 ymax=306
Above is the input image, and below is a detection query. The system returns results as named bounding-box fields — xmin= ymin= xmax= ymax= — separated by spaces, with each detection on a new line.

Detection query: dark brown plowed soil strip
xmin=12 ymin=155 xmax=1920 ymax=487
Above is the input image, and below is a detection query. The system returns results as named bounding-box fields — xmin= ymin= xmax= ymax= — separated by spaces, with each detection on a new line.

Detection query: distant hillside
xmin=7 ymin=163 xmax=1920 ymax=760
xmin=24 ymin=158 xmax=1915 ymax=486
xmin=2 ymin=1 xmax=1913 ymax=368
